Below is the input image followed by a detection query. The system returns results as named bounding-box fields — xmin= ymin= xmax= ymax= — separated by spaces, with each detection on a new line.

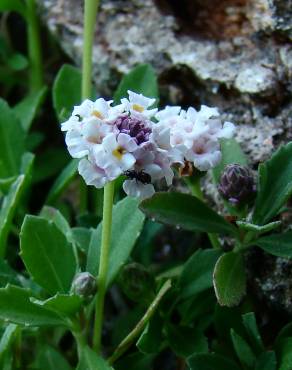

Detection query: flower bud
xmin=218 ymin=164 xmax=256 ymax=206
xmin=71 ymin=272 xmax=97 ymax=297
xmin=118 ymin=263 xmax=155 ymax=303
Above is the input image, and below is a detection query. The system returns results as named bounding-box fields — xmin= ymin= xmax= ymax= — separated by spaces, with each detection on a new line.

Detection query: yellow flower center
xmin=132 ymin=104 xmax=144 ymax=113
xmin=92 ymin=110 xmax=104 ymax=119
xmin=112 ymin=146 xmax=126 ymax=160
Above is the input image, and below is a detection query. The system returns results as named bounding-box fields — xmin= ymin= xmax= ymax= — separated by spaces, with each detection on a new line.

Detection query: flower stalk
xmin=82 ymin=0 xmax=99 ymax=100
xmin=26 ymin=0 xmax=43 ymax=92
xmin=93 ymin=181 xmax=115 ymax=352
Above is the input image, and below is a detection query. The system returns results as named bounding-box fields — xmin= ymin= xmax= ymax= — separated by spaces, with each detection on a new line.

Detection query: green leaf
xmin=53 ymin=64 xmax=82 ymax=122
xmin=254 ymin=232 xmax=292 ymax=258
xmin=213 ymin=252 xmax=246 ymax=307
xmin=140 ymin=192 xmax=236 ymax=235
xmin=20 ymin=215 xmax=77 ymax=294
xmin=40 ymin=206 xmax=72 ymax=241
xmin=0 ymin=99 xmax=25 ymax=178
xmin=255 ymin=352 xmax=277 ymax=370
xmin=212 ymin=138 xmax=248 ymax=183
xmin=13 ymin=86 xmax=47 ymax=132
xmin=0 ymin=261 xmax=20 ymax=287
xmin=77 ymin=346 xmax=113 ymax=370
xmin=253 ymin=142 xmax=292 ymax=225
xmin=114 ymin=64 xmax=158 ymax=104
xmin=36 ymin=345 xmax=72 ymax=370
xmin=166 ymin=324 xmax=208 ymax=358
xmin=72 ymin=227 xmax=93 ymax=254
xmin=242 ymin=312 xmax=264 ymax=354
xmin=0 ymin=153 xmax=34 ymax=257
xmin=230 ymin=329 xmax=256 ymax=368
xmin=0 ymin=0 xmax=26 ymax=18
xmin=236 ymin=220 xmax=281 ymax=235
xmin=31 ymin=293 xmax=82 ymax=317
xmin=188 ymin=353 xmax=241 ymax=370
xmin=178 ymin=249 xmax=221 ymax=300
xmin=7 ymin=53 xmax=28 ymax=71
xmin=46 ymin=159 xmax=78 ymax=204
xmin=114 ymin=352 xmax=155 ymax=370
xmin=278 ymin=337 xmax=292 ymax=370
xmin=0 ymin=177 xmax=17 ymax=195
xmin=87 ymin=197 xmax=145 ymax=284
xmin=136 ymin=314 xmax=163 ymax=354
xmin=0 ymin=285 xmax=65 ymax=326
xmin=0 ymin=324 xmax=18 ymax=361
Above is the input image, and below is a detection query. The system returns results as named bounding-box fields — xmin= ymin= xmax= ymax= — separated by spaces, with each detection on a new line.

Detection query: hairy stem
xmin=93 ymin=181 xmax=115 ymax=352
xmin=108 ymin=279 xmax=172 ymax=365
xmin=26 ymin=0 xmax=43 ymax=92
xmin=82 ymin=0 xmax=99 ymax=100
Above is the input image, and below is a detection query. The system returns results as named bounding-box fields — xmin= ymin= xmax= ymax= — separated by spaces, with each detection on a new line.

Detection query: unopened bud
xmin=71 ymin=272 xmax=97 ymax=297
xmin=119 ymin=263 xmax=155 ymax=303
xmin=218 ymin=164 xmax=256 ymax=206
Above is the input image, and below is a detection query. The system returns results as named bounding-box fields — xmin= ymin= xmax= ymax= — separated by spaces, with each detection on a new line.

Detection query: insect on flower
xmin=124 ymin=170 xmax=152 ymax=185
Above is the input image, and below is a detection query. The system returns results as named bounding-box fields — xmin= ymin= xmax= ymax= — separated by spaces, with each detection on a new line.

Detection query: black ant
xmin=124 ymin=170 xmax=152 ymax=185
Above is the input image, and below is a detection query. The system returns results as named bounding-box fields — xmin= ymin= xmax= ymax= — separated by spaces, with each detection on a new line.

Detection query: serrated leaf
xmin=31 ymin=293 xmax=82 ymax=317
xmin=13 ymin=86 xmax=47 ymax=132
xmin=213 ymin=252 xmax=246 ymax=307
xmin=140 ymin=192 xmax=236 ymax=235
xmin=77 ymin=346 xmax=113 ymax=370
xmin=53 ymin=64 xmax=82 ymax=122
xmin=231 ymin=329 xmax=256 ymax=368
xmin=0 ymin=99 xmax=25 ymax=178
xmin=46 ymin=159 xmax=78 ymax=204
xmin=212 ymin=138 xmax=248 ymax=183
xmin=255 ymin=352 xmax=277 ymax=370
xmin=0 ymin=285 xmax=65 ymax=326
xmin=178 ymin=249 xmax=221 ymax=300
xmin=0 ymin=153 xmax=34 ymax=257
xmin=114 ymin=64 xmax=158 ymax=104
xmin=237 ymin=220 xmax=281 ymax=234
xmin=254 ymin=232 xmax=292 ymax=258
xmin=20 ymin=215 xmax=76 ymax=294
xmin=253 ymin=142 xmax=292 ymax=225
xmin=188 ymin=353 xmax=241 ymax=370
xmin=87 ymin=197 xmax=145 ymax=285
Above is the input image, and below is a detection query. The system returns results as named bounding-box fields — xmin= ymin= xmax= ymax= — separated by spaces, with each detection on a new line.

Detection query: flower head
xmin=61 ymin=91 xmax=236 ymax=199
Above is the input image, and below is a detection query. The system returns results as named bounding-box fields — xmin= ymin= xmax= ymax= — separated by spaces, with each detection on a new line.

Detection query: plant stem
xmin=93 ymin=181 xmax=115 ymax=352
xmin=82 ymin=0 xmax=99 ymax=100
xmin=185 ymin=176 xmax=221 ymax=249
xmin=108 ymin=279 xmax=172 ymax=365
xmin=73 ymin=330 xmax=87 ymax=360
xmin=26 ymin=0 xmax=43 ymax=92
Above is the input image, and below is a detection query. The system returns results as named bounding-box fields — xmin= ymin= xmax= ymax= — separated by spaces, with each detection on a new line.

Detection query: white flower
xmin=78 ymin=158 xmax=109 ymax=188
xmin=123 ymin=179 xmax=155 ymax=200
xmin=96 ymin=133 xmax=137 ymax=176
xmin=121 ymin=90 xmax=158 ymax=118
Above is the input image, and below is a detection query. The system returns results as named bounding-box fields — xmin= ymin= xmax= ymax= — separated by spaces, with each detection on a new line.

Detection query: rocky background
xmin=39 ymin=0 xmax=292 ymax=314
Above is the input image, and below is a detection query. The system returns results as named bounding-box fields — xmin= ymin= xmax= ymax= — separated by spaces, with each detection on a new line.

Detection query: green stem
xmin=185 ymin=176 xmax=221 ymax=249
xmin=82 ymin=0 xmax=99 ymax=100
xmin=26 ymin=0 xmax=43 ymax=92
xmin=73 ymin=330 xmax=87 ymax=360
xmin=93 ymin=181 xmax=115 ymax=353
xmin=108 ymin=279 xmax=172 ymax=365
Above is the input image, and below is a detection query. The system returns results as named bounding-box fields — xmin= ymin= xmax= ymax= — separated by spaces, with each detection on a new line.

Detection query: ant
xmin=124 ymin=170 xmax=152 ymax=185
